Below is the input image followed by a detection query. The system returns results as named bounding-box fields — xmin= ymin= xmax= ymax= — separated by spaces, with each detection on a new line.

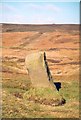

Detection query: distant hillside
xmin=2 ymin=23 xmax=79 ymax=33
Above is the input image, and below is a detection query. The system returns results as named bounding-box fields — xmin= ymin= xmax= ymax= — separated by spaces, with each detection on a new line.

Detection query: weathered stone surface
xmin=25 ymin=52 xmax=66 ymax=106
xmin=25 ymin=52 xmax=55 ymax=89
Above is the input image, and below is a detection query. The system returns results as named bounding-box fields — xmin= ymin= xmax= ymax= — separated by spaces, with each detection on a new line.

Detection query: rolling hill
xmin=1 ymin=23 xmax=80 ymax=118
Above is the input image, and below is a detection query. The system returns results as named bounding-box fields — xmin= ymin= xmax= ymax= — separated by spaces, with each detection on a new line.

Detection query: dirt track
xmin=2 ymin=24 xmax=79 ymax=78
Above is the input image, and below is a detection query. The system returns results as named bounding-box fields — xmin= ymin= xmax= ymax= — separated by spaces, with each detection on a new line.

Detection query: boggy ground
xmin=1 ymin=24 xmax=80 ymax=118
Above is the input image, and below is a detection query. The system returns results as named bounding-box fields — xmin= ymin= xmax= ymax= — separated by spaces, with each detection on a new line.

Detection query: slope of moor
xmin=1 ymin=24 xmax=80 ymax=118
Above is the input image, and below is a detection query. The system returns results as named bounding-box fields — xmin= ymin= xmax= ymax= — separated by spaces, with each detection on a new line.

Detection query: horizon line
xmin=0 ymin=22 xmax=80 ymax=25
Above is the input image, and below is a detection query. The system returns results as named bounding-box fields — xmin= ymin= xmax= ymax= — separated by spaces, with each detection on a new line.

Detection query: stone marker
xmin=25 ymin=52 xmax=66 ymax=106
xmin=25 ymin=52 xmax=55 ymax=89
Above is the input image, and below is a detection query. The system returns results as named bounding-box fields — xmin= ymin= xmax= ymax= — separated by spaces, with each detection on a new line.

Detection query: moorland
xmin=1 ymin=23 xmax=80 ymax=118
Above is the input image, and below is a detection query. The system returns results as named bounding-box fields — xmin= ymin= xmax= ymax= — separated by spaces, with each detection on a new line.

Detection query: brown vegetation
xmin=1 ymin=24 xmax=80 ymax=118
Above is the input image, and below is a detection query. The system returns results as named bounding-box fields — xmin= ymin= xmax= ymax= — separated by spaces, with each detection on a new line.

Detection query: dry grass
xmin=2 ymin=59 xmax=79 ymax=118
xmin=2 ymin=76 xmax=79 ymax=118
xmin=2 ymin=24 xmax=80 ymax=118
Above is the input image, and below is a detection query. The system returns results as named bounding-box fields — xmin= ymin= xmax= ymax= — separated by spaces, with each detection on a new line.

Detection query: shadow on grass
xmin=54 ymin=82 xmax=61 ymax=91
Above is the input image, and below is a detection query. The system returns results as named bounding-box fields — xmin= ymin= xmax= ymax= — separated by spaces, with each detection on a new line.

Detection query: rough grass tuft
xmin=23 ymin=87 xmax=65 ymax=106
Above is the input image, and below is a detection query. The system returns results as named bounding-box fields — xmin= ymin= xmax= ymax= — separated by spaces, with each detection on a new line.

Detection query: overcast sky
xmin=0 ymin=1 xmax=80 ymax=24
